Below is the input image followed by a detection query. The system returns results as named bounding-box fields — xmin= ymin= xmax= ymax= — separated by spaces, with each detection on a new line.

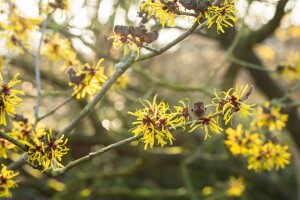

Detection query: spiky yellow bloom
xmin=254 ymin=102 xmax=288 ymax=131
xmin=68 ymin=59 xmax=108 ymax=99
xmin=225 ymin=176 xmax=245 ymax=197
xmin=0 ymin=139 xmax=14 ymax=159
xmin=225 ymin=124 xmax=262 ymax=156
xmin=25 ymin=129 xmax=69 ymax=171
xmin=128 ymin=94 xmax=177 ymax=149
xmin=109 ymin=34 xmax=141 ymax=60
xmin=0 ymin=73 xmax=24 ymax=126
xmin=0 ymin=164 xmax=19 ymax=198
xmin=9 ymin=115 xmax=46 ymax=141
xmin=42 ymin=33 xmax=75 ymax=62
xmin=247 ymin=141 xmax=290 ymax=172
xmin=213 ymin=84 xmax=255 ymax=125
xmin=0 ymin=32 xmax=30 ymax=54
xmin=141 ymin=0 xmax=176 ymax=28
xmin=189 ymin=112 xmax=223 ymax=139
xmin=173 ymin=99 xmax=191 ymax=130
xmin=1 ymin=11 xmax=41 ymax=40
xmin=205 ymin=0 xmax=239 ymax=34
xmin=277 ymin=52 xmax=300 ymax=82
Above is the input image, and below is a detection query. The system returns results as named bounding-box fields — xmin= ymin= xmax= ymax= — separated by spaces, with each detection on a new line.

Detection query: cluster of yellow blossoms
xmin=128 ymin=84 xmax=254 ymax=149
xmin=0 ymin=73 xmax=24 ymax=126
xmin=202 ymin=176 xmax=245 ymax=197
xmin=0 ymin=165 xmax=19 ymax=198
xmin=0 ymin=3 xmax=41 ymax=54
xmin=140 ymin=0 xmax=239 ymax=33
xmin=225 ymin=124 xmax=290 ymax=172
xmin=24 ymin=129 xmax=69 ymax=171
xmin=277 ymin=51 xmax=300 ymax=82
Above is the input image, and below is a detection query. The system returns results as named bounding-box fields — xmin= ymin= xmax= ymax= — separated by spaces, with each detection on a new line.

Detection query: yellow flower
xmin=225 ymin=176 xmax=245 ymax=197
xmin=247 ymin=141 xmax=290 ymax=172
xmin=141 ymin=0 xmax=176 ymax=28
xmin=254 ymin=102 xmax=288 ymax=131
xmin=0 ymin=164 xmax=19 ymax=198
xmin=225 ymin=124 xmax=262 ymax=156
xmin=277 ymin=52 xmax=300 ymax=82
xmin=128 ymin=94 xmax=176 ymax=149
xmin=189 ymin=111 xmax=223 ymax=140
xmin=0 ymin=73 xmax=24 ymax=126
xmin=173 ymin=99 xmax=191 ymax=130
xmin=68 ymin=59 xmax=108 ymax=99
xmin=42 ymin=33 xmax=74 ymax=61
xmin=205 ymin=0 xmax=239 ymax=34
xmin=25 ymin=129 xmax=69 ymax=171
xmin=109 ymin=34 xmax=141 ymax=60
xmin=0 ymin=139 xmax=14 ymax=159
xmin=9 ymin=115 xmax=46 ymax=141
xmin=213 ymin=84 xmax=255 ymax=125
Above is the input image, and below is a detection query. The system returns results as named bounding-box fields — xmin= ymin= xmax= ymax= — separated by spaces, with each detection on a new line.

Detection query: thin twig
xmin=33 ymin=14 xmax=51 ymax=126
xmin=0 ymin=131 xmax=27 ymax=152
xmin=51 ymin=133 xmax=144 ymax=176
xmin=37 ymin=93 xmax=76 ymax=122
xmin=229 ymin=56 xmax=276 ymax=72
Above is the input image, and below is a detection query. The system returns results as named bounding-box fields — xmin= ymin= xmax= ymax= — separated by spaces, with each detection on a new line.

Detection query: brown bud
xmin=114 ymin=25 xmax=130 ymax=37
xmin=191 ymin=101 xmax=206 ymax=118
xmin=142 ymin=30 xmax=158 ymax=43
xmin=134 ymin=24 xmax=148 ymax=37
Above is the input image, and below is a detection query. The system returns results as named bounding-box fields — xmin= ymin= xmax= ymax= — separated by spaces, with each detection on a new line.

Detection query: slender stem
xmin=37 ymin=93 xmax=75 ymax=122
xmin=52 ymin=133 xmax=144 ymax=176
xmin=34 ymin=14 xmax=51 ymax=124
xmin=0 ymin=131 xmax=27 ymax=152
xmin=229 ymin=56 xmax=275 ymax=72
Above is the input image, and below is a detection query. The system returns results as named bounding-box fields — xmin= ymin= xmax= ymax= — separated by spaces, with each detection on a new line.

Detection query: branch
xmin=246 ymin=0 xmax=289 ymax=45
xmin=51 ymin=133 xmax=144 ymax=176
xmin=34 ymin=14 xmax=51 ymax=123
xmin=58 ymin=20 xmax=204 ymax=138
xmin=0 ymin=131 xmax=27 ymax=152
xmin=228 ymin=56 xmax=276 ymax=72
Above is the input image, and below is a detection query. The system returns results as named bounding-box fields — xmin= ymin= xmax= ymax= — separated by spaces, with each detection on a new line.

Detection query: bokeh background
xmin=1 ymin=0 xmax=300 ymax=199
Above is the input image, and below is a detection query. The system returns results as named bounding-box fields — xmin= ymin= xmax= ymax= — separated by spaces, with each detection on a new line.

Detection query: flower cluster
xmin=213 ymin=84 xmax=255 ymax=125
xmin=24 ymin=129 xmax=69 ymax=171
xmin=225 ymin=124 xmax=291 ymax=172
xmin=139 ymin=0 xmax=239 ymax=33
xmin=128 ymin=94 xmax=177 ymax=149
xmin=67 ymin=58 xmax=108 ymax=99
xmin=42 ymin=33 xmax=80 ymax=71
xmin=204 ymin=0 xmax=239 ymax=33
xmin=225 ymin=176 xmax=245 ymax=197
xmin=0 ymin=3 xmax=41 ymax=53
xmin=0 ymin=73 xmax=24 ymax=126
xmin=141 ymin=0 xmax=178 ymax=27
xmin=109 ymin=25 xmax=158 ymax=60
xmin=9 ymin=115 xmax=46 ymax=141
xmin=128 ymin=85 xmax=254 ymax=149
xmin=252 ymin=102 xmax=288 ymax=131
xmin=277 ymin=52 xmax=300 ymax=82
xmin=0 ymin=164 xmax=19 ymax=198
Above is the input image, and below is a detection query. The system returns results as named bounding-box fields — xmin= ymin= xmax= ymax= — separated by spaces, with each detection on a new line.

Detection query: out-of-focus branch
xmin=246 ymin=0 xmax=289 ymax=46
xmin=0 ymin=131 xmax=27 ymax=152
xmin=34 ymin=14 xmax=52 ymax=122
xmin=51 ymin=133 xmax=144 ymax=176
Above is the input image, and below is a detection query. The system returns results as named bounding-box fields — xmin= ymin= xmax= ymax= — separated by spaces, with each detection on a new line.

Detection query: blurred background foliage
xmin=1 ymin=0 xmax=300 ymax=199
